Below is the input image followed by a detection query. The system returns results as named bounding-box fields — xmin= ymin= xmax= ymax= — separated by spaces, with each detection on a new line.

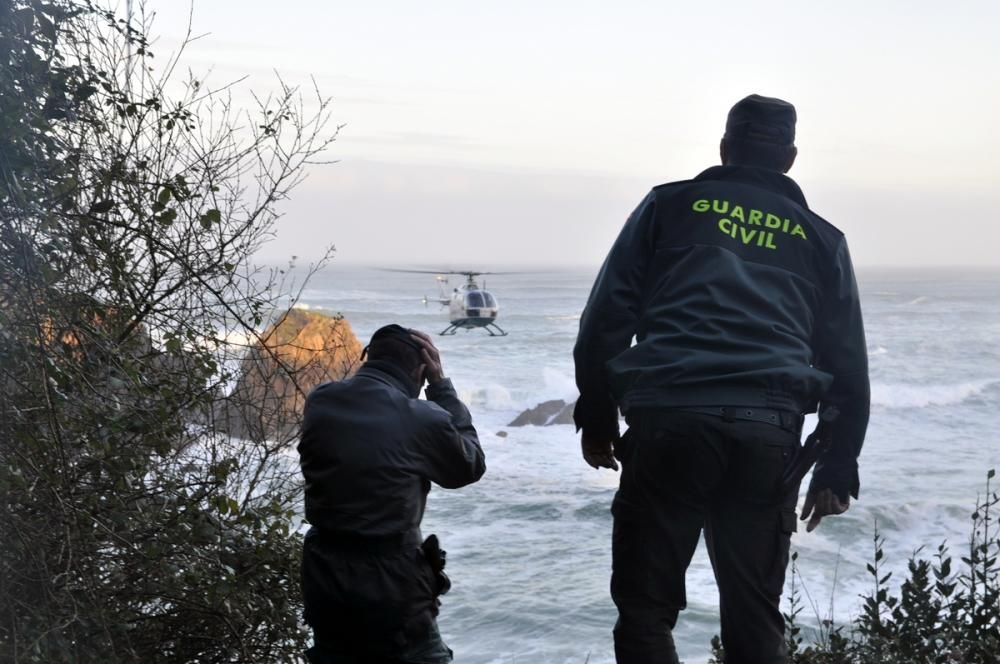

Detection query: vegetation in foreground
xmin=710 ymin=471 xmax=1000 ymax=664
xmin=1 ymin=1 xmax=339 ymax=660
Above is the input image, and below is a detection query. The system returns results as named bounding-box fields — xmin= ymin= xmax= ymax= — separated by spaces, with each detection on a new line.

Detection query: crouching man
xmin=298 ymin=325 xmax=486 ymax=662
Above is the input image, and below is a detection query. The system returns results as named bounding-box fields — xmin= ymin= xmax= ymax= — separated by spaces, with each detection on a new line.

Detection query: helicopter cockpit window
xmin=466 ymin=292 xmax=486 ymax=308
xmin=483 ymin=293 xmax=497 ymax=308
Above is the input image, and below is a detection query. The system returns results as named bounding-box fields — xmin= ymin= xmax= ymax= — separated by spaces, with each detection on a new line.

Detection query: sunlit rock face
xmin=223 ymin=309 xmax=363 ymax=442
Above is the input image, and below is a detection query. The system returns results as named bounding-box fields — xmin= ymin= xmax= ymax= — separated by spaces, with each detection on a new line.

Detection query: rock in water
xmin=223 ymin=308 xmax=363 ymax=441
xmin=508 ymin=399 xmax=576 ymax=426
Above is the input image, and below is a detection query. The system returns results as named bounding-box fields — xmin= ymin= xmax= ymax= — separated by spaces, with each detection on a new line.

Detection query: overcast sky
xmin=152 ymin=1 xmax=1000 ymax=268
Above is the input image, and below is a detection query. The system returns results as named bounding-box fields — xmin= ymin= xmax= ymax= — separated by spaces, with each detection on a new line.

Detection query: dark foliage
xmin=711 ymin=471 xmax=1000 ymax=663
xmin=1 ymin=1 xmax=338 ymax=661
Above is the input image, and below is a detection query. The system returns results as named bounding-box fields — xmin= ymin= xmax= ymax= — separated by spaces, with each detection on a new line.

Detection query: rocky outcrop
xmin=508 ymin=399 xmax=576 ymax=427
xmin=222 ymin=308 xmax=363 ymax=441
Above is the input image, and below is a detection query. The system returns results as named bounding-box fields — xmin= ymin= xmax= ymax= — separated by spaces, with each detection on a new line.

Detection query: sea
xmin=296 ymin=265 xmax=1000 ymax=664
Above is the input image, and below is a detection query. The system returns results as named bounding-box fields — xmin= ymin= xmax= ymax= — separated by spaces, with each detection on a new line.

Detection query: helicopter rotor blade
xmin=376 ymin=268 xmax=526 ymax=276
xmin=377 ymin=268 xmax=452 ymax=275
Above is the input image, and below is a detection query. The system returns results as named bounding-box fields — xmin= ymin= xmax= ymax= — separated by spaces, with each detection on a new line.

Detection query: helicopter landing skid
xmin=439 ymin=322 xmax=508 ymax=337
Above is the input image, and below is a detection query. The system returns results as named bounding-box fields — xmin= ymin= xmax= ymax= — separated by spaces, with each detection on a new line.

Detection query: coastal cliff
xmin=222 ymin=308 xmax=363 ymax=441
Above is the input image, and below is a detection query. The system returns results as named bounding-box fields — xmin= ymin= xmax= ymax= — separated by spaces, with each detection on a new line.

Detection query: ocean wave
xmin=459 ymin=384 xmax=514 ymax=411
xmin=542 ymin=367 xmax=578 ymax=403
xmin=870 ymin=345 xmax=889 ymax=356
xmin=871 ymin=378 xmax=999 ymax=408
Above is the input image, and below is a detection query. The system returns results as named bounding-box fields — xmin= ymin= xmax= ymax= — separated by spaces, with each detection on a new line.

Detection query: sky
xmin=150 ymin=0 xmax=1000 ymax=269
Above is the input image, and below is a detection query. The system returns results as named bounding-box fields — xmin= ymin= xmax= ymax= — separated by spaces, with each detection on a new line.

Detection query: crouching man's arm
xmin=411 ymin=331 xmax=486 ymax=489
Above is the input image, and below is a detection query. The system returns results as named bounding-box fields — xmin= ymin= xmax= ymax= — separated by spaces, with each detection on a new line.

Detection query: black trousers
xmin=302 ymin=529 xmax=453 ymax=663
xmin=611 ymin=411 xmax=801 ymax=664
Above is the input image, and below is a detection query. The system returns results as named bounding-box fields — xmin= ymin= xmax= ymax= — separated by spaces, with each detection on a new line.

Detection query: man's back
xmin=298 ymin=326 xmax=484 ymax=663
xmin=573 ymin=95 xmax=870 ymax=664
xmin=583 ymin=165 xmax=866 ymax=420
xmin=300 ymin=366 xmax=483 ymax=537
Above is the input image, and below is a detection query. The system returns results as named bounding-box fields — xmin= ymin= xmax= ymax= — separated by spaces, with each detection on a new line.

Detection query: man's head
xmin=364 ymin=324 xmax=425 ymax=390
xmin=720 ymin=94 xmax=797 ymax=173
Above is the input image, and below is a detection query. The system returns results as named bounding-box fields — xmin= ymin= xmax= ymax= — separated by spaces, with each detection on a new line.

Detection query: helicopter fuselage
xmin=448 ymin=286 xmax=499 ymax=329
xmin=409 ymin=270 xmax=509 ymax=336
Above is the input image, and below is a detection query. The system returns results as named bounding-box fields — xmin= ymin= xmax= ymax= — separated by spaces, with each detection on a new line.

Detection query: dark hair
xmin=723 ymin=137 xmax=794 ymax=172
xmin=366 ymin=335 xmax=422 ymax=375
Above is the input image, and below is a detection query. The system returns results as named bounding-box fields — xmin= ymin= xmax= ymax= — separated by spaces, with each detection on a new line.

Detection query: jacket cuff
xmin=573 ymin=395 xmax=620 ymax=440
xmin=425 ymin=378 xmax=456 ymax=401
xmin=809 ymin=460 xmax=859 ymax=503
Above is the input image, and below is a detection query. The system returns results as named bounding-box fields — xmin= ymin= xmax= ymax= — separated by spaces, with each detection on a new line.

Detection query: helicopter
xmin=388 ymin=269 xmax=510 ymax=336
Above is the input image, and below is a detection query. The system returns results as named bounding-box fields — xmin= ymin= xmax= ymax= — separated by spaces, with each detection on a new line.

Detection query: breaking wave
xmin=459 ymin=384 xmax=514 ymax=411
xmin=871 ymin=379 xmax=999 ymax=408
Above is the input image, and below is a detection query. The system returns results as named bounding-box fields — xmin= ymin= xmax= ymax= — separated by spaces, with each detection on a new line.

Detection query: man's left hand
xmin=581 ymin=433 xmax=618 ymax=471
xmin=800 ymin=488 xmax=850 ymax=532
xmin=409 ymin=329 xmax=445 ymax=385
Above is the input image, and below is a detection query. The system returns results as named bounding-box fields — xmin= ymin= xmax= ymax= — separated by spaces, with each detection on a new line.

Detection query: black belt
xmin=681 ymin=406 xmax=802 ymax=433
xmin=307 ymin=528 xmax=420 ymax=554
xmin=628 ymin=406 xmax=802 ymax=433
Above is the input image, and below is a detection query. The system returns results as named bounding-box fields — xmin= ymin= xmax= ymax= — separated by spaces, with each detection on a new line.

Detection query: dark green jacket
xmin=574 ymin=165 xmax=869 ymax=499
xmin=299 ymin=364 xmax=485 ymax=537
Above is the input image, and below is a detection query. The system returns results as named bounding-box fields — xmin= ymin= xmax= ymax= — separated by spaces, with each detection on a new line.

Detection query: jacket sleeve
xmin=811 ymin=237 xmax=870 ymax=502
xmin=416 ymin=378 xmax=486 ymax=489
xmin=573 ymin=191 xmax=657 ymax=440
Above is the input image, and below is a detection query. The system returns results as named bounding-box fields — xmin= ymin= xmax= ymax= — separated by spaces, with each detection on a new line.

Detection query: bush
xmin=1 ymin=2 xmax=337 ymax=661
xmin=711 ymin=471 xmax=1000 ymax=663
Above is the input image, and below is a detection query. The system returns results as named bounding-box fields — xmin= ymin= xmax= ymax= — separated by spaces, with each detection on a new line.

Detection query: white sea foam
xmin=542 ymin=366 xmax=578 ymax=403
xmin=459 ymin=383 xmax=514 ymax=411
xmin=870 ymin=345 xmax=889 ymax=356
xmin=871 ymin=378 xmax=999 ymax=408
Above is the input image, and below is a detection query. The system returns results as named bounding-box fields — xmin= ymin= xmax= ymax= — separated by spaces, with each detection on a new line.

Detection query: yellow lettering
xmin=693 ymin=199 xmax=710 ymax=213
xmin=731 ymin=205 xmax=745 ymax=222
xmin=783 ymin=218 xmax=791 ymax=233
xmin=756 ymin=230 xmax=766 ymax=247
xmin=766 ymin=232 xmax=778 ymax=249
xmin=791 ymin=224 xmax=808 ymax=240
xmin=712 ymin=199 xmax=730 ymax=214
xmin=749 ymin=209 xmax=763 ymax=225
xmin=765 ymin=214 xmax=782 ymax=229
xmin=718 ymin=218 xmax=732 ymax=235
xmin=740 ymin=227 xmax=756 ymax=245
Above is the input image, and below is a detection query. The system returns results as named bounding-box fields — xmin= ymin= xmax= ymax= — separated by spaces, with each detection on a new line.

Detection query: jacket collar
xmin=356 ymin=361 xmax=419 ymax=398
xmin=694 ymin=165 xmax=808 ymax=208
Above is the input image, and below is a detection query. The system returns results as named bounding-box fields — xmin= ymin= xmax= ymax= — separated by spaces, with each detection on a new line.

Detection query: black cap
xmin=724 ymin=94 xmax=796 ymax=146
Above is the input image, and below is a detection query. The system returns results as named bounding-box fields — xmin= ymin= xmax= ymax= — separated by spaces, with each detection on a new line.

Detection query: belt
xmin=306 ymin=528 xmax=420 ymax=554
xmin=681 ymin=406 xmax=802 ymax=433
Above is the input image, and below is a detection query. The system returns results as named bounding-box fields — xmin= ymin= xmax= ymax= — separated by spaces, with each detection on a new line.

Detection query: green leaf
xmin=156 ymin=209 xmax=177 ymax=225
xmin=199 ymin=208 xmax=221 ymax=229
xmin=157 ymin=187 xmax=172 ymax=205
xmin=89 ymin=199 xmax=115 ymax=214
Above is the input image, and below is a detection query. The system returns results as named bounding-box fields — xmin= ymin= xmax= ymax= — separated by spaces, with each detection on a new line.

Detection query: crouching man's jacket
xmin=299 ymin=361 xmax=485 ymax=539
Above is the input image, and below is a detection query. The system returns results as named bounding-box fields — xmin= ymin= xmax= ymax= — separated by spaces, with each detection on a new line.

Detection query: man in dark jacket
xmin=574 ymin=95 xmax=870 ymax=664
xmin=299 ymin=324 xmax=485 ymax=663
